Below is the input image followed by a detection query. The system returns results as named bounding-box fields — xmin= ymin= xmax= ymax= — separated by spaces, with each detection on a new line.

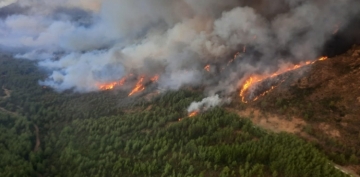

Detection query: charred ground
xmin=229 ymin=45 xmax=360 ymax=175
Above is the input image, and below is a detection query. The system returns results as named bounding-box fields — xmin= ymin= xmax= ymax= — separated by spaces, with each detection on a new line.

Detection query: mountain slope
xmin=233 ymin=45 xmax=360 ymax=175
xmin=0 ymin=54 xmax=355 ymax=176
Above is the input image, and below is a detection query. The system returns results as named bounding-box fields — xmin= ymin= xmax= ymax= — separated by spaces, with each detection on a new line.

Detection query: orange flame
xmin=239 ymin=77 xmax=254 ymax=103
xmin=318 ymin=56 xmax=328 ymax=61
xmin=188 ymin=111 xmax=199 ymax=117
xmin=128 ymin=77 xmax=145 ymax=96
xmin=204 ymin=65 xmax=210 ymax=72
xmin=99 ymin=77 xmax=126 ymax=90
xmin=234 ymin=52 xmax=240 ymax=59
xmin=151 ymin=75 xmax=159 ymax=82
xmin=253 ymin=86 xmax=276 ymax=101
xmin=239 ymin=56 xmax=328 ymax=103
xmin=98 ymin=74 xmax=160 ymax=93
xmin=252 ymin=80 xmax=285 ymax=101
xmin=229 ymin=52 xmax=241 ymax=65
xmin=99 ymin=83 xmax=116 ymax=90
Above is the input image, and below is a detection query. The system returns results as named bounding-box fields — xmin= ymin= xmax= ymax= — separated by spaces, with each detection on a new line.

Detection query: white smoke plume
xmin=187 ymin=95 xmax=230 ymax=113
xmin=0 ymin=0 xmax=359 ymax=95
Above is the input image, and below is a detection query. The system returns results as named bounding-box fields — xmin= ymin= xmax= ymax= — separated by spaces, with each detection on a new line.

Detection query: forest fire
xmin=318 ymin=56 xmax=328 ymax=61
xmin=228 ymin=52 xmax=241 ymax=65
xmin=253 ymin=86 xmax=276 ymax=101
xmin=188 ymin=111 xmax=199 ymax=117
xmin=128 ymin=77 xmax=145 ymax=96
xmin=151 ymin=75 xmax=159 ymax=82
xmin=99 ymin=78 xmax=126 ymax=90
xmin=204 ymin=65 xmax=210 ymax=72
xmin=239 ymin=56 xmax=328 ymax=103
xmin=239 ymin=77 xmax=254 ymax=103
xmin=98 ymin=74 xmax=160 ymax=96
xmin=252 ymin=83 xmax=284 ymax=101
xmin=99 ymin=82 xmax=116 ymax=90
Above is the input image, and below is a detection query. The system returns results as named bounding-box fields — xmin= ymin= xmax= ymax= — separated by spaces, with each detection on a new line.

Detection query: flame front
xmin=98 ymin=74 xmax=160 ymax=96
xmin=151 ymin=75 xmax=159 ymax=82
xmin=99 ymin=82 xmax=116 ymax=90
xmin=204 ymin=65 xmax=210 ymax=72
xmin=318 ymin=56 xmax=328 ymax=61
xmin=128 ymin=77 xmax=145 ymax=96
xmin=239 ymin=56 xmax=328 ymax=103
xmin=99 ymin=77 xmax=126 ymax=90
xmin=188 ymin=111 xmax=199 ymax=117
xmin=239 ymin=77 xmax=254 ymax=103
xmin=228 ymin=52 xmax=241 ymax=65
xmin=253 ymin=86 xmax=276 ymax=101
xmin=252 ymin=81 xmax=284 ymax=101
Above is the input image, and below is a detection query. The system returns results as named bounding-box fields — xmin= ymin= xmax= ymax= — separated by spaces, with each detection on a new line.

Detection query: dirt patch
xmin=228 ymin=108 xmax=357 ymax=175
xmin=33 ymin=124 xmax=41 ymax=152
xmin=1 ymin=86 xmax=11 ymax=99
xmin=0 ymin=107 xmax=18 ymax=117
xmin=122 ymin=107 xmax=145 ymax=114
xmin=352 ymin=50 xmax=360 ymax=57
xmin=335 ymin=165 xmax=360 ymax=177
xmin=340 ymin=122 xmax=348 ymax=127
xmin=318 ymin=123 xmax=341 ymax=138
xmin=228 ymin=108 xmax=306 ymax=134
xmin=145 ymin=105 xmax=153 ymax=111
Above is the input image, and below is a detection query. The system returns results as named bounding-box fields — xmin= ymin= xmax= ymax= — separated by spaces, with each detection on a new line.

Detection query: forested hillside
xmin=0 ymin=55 xmax=352 ymax=176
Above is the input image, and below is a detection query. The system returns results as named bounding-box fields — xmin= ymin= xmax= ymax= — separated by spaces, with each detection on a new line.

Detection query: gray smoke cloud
xmin=187 ymin=95 xmax=231 ymax=113
xmin=0 ymin=0 xmax=359 ymax=96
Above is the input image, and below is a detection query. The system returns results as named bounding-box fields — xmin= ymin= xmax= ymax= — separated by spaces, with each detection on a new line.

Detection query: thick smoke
xmin=0 ymin=0 xmax=359 ymax=96
xmin=187 ymin=95 xmax=230 ymax=113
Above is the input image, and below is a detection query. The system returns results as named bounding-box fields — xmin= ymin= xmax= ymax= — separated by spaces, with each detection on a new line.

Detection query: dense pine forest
xmin=0 ymin=55 xmax=353 ymax=176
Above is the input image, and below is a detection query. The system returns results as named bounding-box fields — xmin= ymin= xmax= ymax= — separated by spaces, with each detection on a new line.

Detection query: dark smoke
xmin=322 ymin=14 xmax=360 ymax=57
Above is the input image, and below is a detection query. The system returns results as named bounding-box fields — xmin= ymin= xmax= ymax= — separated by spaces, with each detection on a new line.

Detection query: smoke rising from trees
xmin=0 ymin=0 xmax=359 ymax=95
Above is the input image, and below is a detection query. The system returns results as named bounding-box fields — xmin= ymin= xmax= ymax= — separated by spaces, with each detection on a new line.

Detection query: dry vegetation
xmin=229 ymin=45 xmax=360 ymax=175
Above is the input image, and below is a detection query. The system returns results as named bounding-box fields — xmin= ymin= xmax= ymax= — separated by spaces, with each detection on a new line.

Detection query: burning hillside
xmin=239 ymin=56 xmax=328 ymax=103
xmin=0 ymin=0 xmax=359 ymax=96
xmin=228 ymin=45 xmax=360 ymax=174
xmin=97 ymin=74 xmax=160 ymax=96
